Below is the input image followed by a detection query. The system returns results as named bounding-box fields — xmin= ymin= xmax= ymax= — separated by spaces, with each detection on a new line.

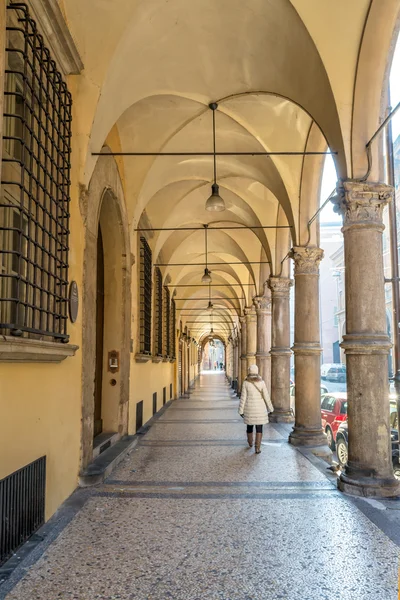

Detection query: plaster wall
xmin=129 ymin=360 xmax=176 ymax=433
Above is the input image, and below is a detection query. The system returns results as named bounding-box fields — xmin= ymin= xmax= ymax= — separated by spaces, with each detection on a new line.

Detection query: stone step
xmin=79 ymin=435 xmax=138 ymax=487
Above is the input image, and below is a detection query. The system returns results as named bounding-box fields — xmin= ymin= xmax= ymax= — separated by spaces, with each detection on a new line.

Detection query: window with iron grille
xmin=171 ymin=298 xmax=176 ymax=359
xmin=154 ymin=266 xmax=162 ymax=356
xmin=164 ymin=285 xmax=170 ymax=357
xmin=139 ymin=237 xmax=152 ymax=354
xmin=0 ymin=3 xmax=72 ymax=341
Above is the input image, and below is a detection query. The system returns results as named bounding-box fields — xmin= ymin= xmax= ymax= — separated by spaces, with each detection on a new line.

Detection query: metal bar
xmin=168 ymin=284 xmax=254 ymax=287
xmin=386 ymin=111 xmax=400 ymax=381
xmin=174 ymin=297 xmax=244 ymax=300
xmin=366 ymin=100 xmax=400 ymax=149
xmin=93 ymin=151 xmax=337 ymax=157
xmin=308 ymin=188 xmax=337 ymax=227
xmin=155 ymin=261 xmax=270 ymax=266
xmin=135 ymin=226 xmax=290 ymax=231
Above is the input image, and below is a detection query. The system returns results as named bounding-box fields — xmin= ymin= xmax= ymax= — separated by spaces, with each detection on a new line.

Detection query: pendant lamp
xmin=201 ymin=224 xmax=212 ymax=283
xmin=205 ymin=103 xmax=225 ymax=212
xmin=207 ymin=282 xmax=213 ymax=310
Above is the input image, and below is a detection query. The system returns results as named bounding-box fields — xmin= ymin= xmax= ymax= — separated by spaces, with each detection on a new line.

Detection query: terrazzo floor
xmin=2 ymin=373 xmax=400 ymax=599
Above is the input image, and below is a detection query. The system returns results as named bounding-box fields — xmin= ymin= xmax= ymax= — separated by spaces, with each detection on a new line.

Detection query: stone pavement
xmin=1 ymin=373 xmax=399 ymax=599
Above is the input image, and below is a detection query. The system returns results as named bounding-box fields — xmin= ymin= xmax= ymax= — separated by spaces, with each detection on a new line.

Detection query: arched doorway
xmin=80 ymin=152 xmax=131 ymax=471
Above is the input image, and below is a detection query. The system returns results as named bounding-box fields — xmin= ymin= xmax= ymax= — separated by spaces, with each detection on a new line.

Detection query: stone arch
xmin=80 ymin=149 xmax=131 ymax=471
xmin=351 ymin=0 xmax=400 ymax=179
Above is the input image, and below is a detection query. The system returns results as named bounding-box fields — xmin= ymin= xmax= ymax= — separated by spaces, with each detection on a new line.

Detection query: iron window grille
xmin=164 ymin=285 xmax=170 ymax=357
xmin=171 ymin=298 xmax=176 ymax=359
xmin=154 ymin=266 xmax=163 ymax=356
xmin=0 ymin=2 xmax=72 ymax=341
xmin=139 ymin=237 xmax=152 ymax=354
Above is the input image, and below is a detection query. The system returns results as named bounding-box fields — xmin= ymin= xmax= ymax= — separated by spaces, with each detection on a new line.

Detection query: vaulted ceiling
xmin=61 ymin=0 xmax=399 ymax=340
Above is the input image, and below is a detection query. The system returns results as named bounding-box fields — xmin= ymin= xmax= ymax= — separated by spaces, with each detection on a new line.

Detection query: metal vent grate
xmin=0 ymin=456 xmax=46 ymax=566
xmin=0 ymin=3 xmax=72 ymax=341
xmin=136 ymin=400 xmax=143 ymax=431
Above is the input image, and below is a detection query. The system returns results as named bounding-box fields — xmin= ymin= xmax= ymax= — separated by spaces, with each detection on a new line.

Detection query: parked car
xmin=321 ymin=363 xmax=345 ymax=380
xmin=326 ymin=365 xmax=347 ymax=383
xmin=290 ymin=384 xmax=328 ymax=415
xmin=320 ymin=392 xmax=348 ymax=450
xmin=336 ymin=400 xmax=400 ymax=469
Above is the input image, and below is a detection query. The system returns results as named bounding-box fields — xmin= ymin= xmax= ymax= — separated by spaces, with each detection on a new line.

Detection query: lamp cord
xmin=212 ymin=109 xmax=217 ymax=184
xmin=204 ymin=224 xmax=208 ymax=270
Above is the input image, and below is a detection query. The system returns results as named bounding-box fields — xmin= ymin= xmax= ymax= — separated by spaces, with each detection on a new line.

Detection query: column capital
xmin=244 ymin=306 xmax=257 ymax=322
xmin=268 ymin=276 xmax=293 ymax=298
xmin=253 ymin=295 xmax=272 ymax=314
xmin=332 ymin=180 xmax=393 ymax=230
xmin=290 ymin=246 xmax=324 ymax=276
xmin=239 ymin=315 xmax=246 ymax=325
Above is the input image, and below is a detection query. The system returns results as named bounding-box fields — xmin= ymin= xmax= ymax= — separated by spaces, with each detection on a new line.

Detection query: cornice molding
xmin=28 ymin=0 xmax=83 ymax=75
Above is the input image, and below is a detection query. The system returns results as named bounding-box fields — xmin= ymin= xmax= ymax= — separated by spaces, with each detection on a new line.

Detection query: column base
xmin=289 ymin=427 xmax=327 ymax=448
xmin=338 ymin=471 xmax=400 ymax=498
xmin=269 ymin=410 xmax=294 ymax=424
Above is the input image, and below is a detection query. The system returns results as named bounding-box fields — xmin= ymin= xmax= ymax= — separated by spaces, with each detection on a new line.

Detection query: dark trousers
xmin=246 ymin=425 xmax=263 ymax=434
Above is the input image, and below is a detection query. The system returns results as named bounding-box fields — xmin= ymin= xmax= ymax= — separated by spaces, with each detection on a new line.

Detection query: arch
xmin=80 ymin=149 xmax=131 ymax=471
xmin=351 ymin=0 xmax=400 ymax=179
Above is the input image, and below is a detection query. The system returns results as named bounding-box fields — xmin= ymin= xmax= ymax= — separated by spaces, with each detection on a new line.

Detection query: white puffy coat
xmin=238 ymin=376 xmax=274 ymax=425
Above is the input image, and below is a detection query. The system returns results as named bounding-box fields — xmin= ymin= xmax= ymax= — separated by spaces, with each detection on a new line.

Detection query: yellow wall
xmin=129 ymin=360 xmax=176 ymax=433
xmin=0 ymin=358 xmax=82 ymax=520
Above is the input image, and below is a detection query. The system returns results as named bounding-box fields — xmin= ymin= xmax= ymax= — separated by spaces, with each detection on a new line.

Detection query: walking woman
xmin=238 ymin=364 xmax=274 ymax=454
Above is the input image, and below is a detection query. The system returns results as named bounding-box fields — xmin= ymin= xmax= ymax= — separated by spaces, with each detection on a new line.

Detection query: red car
xmin=320 ymin=392 xmax=348 ymax=450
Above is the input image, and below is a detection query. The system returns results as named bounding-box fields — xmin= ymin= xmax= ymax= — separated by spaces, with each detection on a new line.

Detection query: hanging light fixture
xmin=201 ymin=224 xmax=212 ymax=283
xmin=207 ymin=282 xmax=213 ymax=310
xmin=205 ymin=103 xmax=225 ymax=212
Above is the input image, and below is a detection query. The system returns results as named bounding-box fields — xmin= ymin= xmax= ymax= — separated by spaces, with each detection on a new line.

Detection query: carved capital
xmin=253 ymin=295 xmax=272 ymax=314
xmin=244 ymin=306 xmax=257 ymax=323
xmin=290 ymin=246 xmax=324 ymax=275
xmin=268 ymin=277 xmax=293 ymax=298
xmin=239 ymin=315 xmax=246 ymax=325
xmin=333 ymin=181 xmax=393 ymax=230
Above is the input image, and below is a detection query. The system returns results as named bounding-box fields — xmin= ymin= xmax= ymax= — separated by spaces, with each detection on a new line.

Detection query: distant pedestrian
xmin=238 ymin=364 xmax=274 ymax=454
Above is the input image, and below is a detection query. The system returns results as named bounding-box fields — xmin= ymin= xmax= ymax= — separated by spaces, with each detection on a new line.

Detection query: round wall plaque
xmin=69 ymin=281 xmax=79 ymax=323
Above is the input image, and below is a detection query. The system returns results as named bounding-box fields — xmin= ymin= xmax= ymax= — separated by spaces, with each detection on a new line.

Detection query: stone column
xmin=288 ymin=247 xmax=329 ymax=450
xmin=234 ymin=337 xmax=240 ymax=394
xmin=245 ymin=306 xmax=257 ymax=370
xmin=240 ymin=316 xmax=247 ymax=393
xmin=332 ymin=181 xmax=400 ymax=497
xmin=268 ymin=277 xmax=294 ymax=423
xmin=254 ymin=288 xmax=272 ymax=391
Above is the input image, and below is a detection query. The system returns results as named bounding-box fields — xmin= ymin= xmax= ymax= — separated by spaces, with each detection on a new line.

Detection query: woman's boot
xmin=247 ymin=432 xmax=253 ymax=448
xmin=255 ymin=433 xmax=262 ymax=454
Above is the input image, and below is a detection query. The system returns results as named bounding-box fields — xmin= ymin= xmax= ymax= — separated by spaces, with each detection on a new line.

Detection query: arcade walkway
xmin=2 ymin=373 xmax=399 ymax=600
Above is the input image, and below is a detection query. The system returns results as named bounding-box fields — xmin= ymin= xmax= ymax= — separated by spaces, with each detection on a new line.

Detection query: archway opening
xmin=202 ymin=339 xmax=225 ymax=371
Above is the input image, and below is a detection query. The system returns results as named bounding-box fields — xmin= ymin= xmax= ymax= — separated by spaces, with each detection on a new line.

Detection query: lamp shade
xmin=201 ymin=268 xmax=212 ymax=284
xmin=205 ymin=183 xmax=225 ymax=212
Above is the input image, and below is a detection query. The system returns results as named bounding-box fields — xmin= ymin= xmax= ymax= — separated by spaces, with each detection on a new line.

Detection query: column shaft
xmin=288 ymin=247 xmax=328 ymax=450
xmin=245 ymin=307 xmax=257 ymax=370
xmin=240 ymin=316 xmax=247 ymax=393
xmin=254 ymin=292 xmax=272 ymax=392
xmin=333 ymin=181 xmax=400 ymax=497
xmin=268 ymin=277 xmax=294 ymax=423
